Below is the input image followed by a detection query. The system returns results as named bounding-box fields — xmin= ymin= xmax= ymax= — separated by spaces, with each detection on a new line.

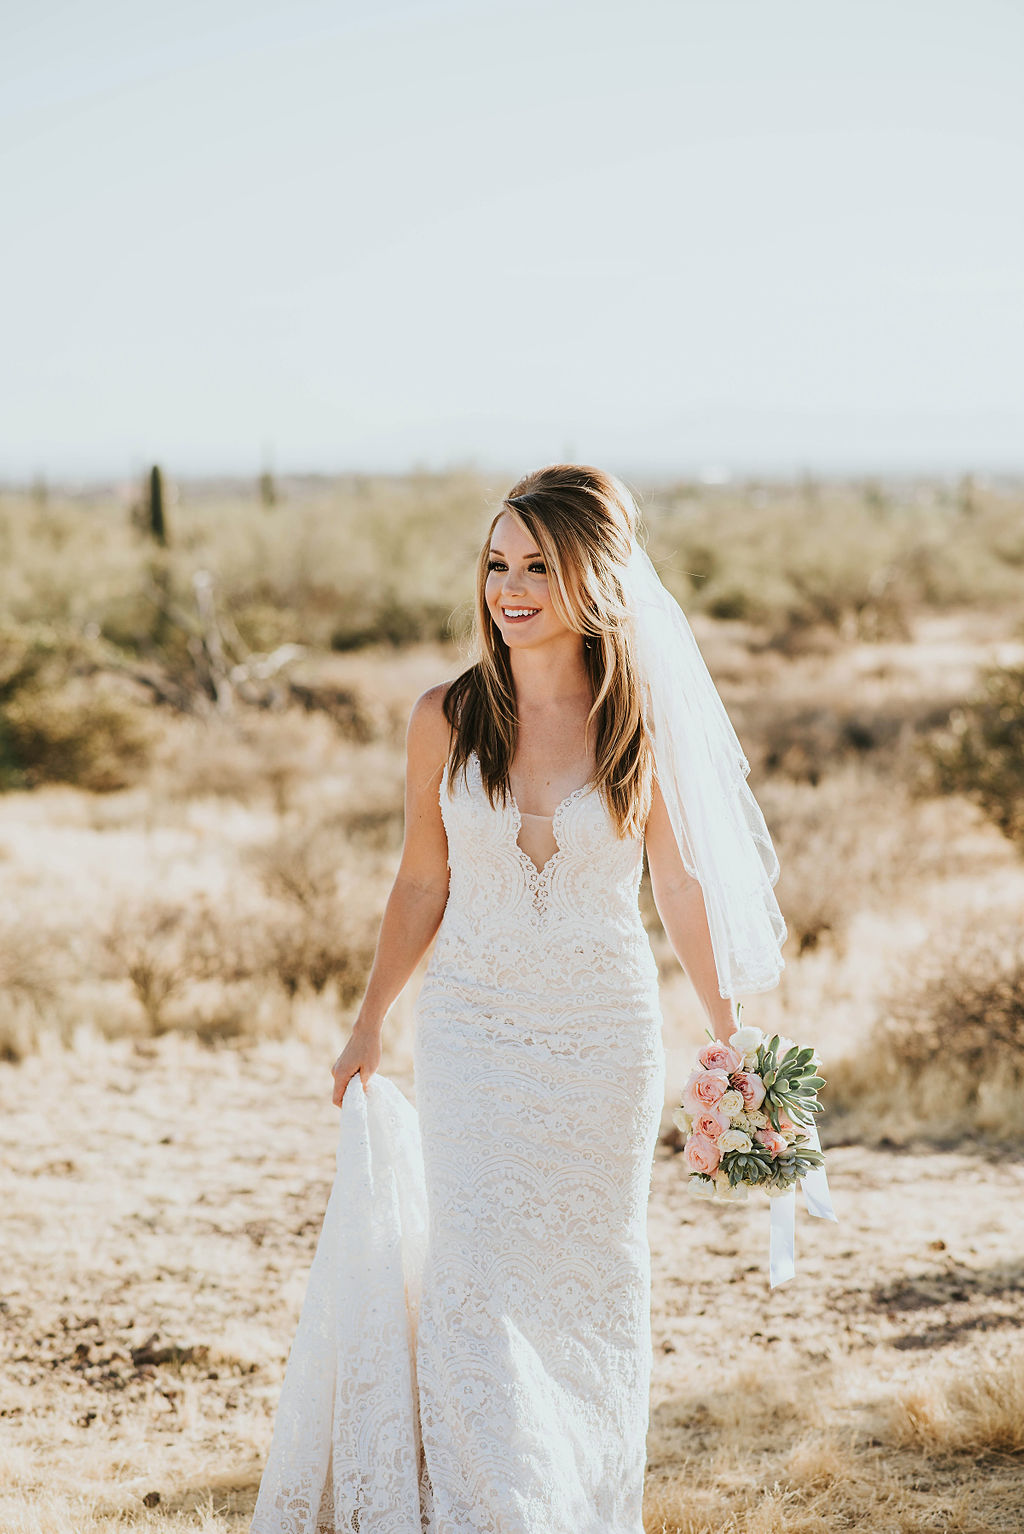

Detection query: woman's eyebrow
xmin=489 ymin=547 xmax=543 ymax=559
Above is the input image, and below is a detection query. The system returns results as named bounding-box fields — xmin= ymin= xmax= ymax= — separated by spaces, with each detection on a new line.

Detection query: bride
xmin=251 ymin=465 xmax=786 ymax=1534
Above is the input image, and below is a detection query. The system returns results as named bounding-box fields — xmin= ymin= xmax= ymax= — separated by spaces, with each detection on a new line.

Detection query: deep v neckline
xmin=462 ymin=752 xmax=595 ymax=882
xmin=508 ymin=780 xmax=593 ymax=879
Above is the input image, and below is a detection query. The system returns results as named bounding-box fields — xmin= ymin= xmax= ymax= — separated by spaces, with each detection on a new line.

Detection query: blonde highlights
xmin=443 ymin=464 xmax=653 ymax=838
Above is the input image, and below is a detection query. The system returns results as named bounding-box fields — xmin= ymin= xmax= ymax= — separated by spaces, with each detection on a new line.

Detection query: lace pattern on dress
xmin=251 ymin=747 xmax=665 ymax=1534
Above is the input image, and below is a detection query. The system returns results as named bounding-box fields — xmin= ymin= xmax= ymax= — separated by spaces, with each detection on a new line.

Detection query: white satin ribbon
xmin=768 ymin=1116 xmax=837 ymax=1288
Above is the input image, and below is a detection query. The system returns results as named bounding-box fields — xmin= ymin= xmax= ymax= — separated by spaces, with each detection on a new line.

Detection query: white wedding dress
xmin=251 ymin=750 xmax=666 ymax=1534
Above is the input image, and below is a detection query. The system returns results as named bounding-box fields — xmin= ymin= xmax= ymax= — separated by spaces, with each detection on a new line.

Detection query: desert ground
xmin=2 ymin=473 xmax=1023 ymax=1531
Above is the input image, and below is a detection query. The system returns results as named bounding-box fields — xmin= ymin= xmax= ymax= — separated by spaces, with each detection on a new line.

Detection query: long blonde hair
xmin=443 ymin=464 xmax=653 ymax=838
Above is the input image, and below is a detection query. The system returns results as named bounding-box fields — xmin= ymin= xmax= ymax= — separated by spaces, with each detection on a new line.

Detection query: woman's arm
xmin=644 ymin=774 xmax=739 ymax=1045
xmin=331 ymin=682 xmax=453 ymax=1104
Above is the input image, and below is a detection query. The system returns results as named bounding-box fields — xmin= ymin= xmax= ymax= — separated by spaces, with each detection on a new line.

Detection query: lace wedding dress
xmin=251 ymin=750 xmax=666 ymax=1534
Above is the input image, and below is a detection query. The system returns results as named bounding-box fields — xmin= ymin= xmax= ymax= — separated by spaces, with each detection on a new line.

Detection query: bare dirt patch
xmin=2 ymin=1035 xmax=1021 ymax=1532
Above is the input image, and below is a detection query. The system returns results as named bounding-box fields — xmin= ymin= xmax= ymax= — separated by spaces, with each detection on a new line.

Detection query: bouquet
xmin=673 ymin=1004 xmax=827 ymax=1204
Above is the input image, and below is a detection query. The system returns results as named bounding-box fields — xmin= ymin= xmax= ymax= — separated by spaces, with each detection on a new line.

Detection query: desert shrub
xmin=249 ymin=820 xmax=382 ymax=998
xmin=5 ymin=477 xmax=1024 ymax=672
xmin=330 ymin=592 xmax=458 ymax=651
xmin=884 ymin=923 xmax=1024 ymax=1077
xmin=148 ymin=709 xmax=377 ymax=813
xmin=762 ymin=697 xmax=956 ymax=791
xmin=641 ymin=764 xmax=937 ymax=964
xmin=827 ymin=919 xmax=1024 ymax=1143
xmin=100 ymin=880 xmax=378 ymax=1037
xmin=98 ymin=810 xmax=387 ymax=1039
xmin=262 ymin=904 xmax=377 ymax=1003
xmin=643 ymin=476 xmax=1024 ymax=643
xmin=750 ymin=700 xmax=917 ymax=787
xmin=100 ymin=897 xmax=264 ymax=1033
xmin=756 ymin=766 xmax=936 ymax=956
xmin=0 ymin=915 xmax=71 ymax=1061
xmin=926 ymin=664 xmax=1024 ymax=850
xmin=1 ymin=676 xmax=152 ymax=793
xmin=0 ymin=623 xmax=153 ymax=792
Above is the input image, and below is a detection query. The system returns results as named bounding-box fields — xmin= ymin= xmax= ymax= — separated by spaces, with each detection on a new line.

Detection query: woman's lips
xmin=500 ymin=607 xmax=539 ymax=624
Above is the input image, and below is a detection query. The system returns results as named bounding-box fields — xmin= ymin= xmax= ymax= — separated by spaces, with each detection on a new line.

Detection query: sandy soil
xmin=2 ymin=1031 xmax=1022 ymax=1532
xmin=2 ymin=603 xmax=1022 ymax=1530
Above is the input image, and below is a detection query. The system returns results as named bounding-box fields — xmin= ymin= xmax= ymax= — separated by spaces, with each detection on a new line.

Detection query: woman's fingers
xmin=331 ymin=1061 xmax=357 ymax=1107
xmin=330 ymin=1044 xmax=380 ymax=1106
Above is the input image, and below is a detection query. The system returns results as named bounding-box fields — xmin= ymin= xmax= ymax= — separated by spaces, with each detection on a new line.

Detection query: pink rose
xmin=684 ymin=1133 xmax=721 ymax=1176
xmin=777 ymin=1113 xmax=795 ymax=1135
xmin=755 ymin=1127 xmax=788 ymax=1159
xmin=691 ymin=1107 xmax=730 ymax=1141
xmin=731 ymin=1071 xmax=766 ymax=1110
xmin=681 ymin=1068 xmax=731 ymax=1113
xmin=697 ymin=1040 xmax=743 ymax=1074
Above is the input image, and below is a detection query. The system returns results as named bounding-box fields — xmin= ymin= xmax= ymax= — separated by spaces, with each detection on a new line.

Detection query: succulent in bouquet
xmin=673 ymin=1003 xmax=828 ymax=1202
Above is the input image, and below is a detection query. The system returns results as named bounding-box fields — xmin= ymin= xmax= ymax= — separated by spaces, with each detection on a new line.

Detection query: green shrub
xmin=0 ymin=623 xmax=153 ymax=792
xmin=0 ymin=675 xmax=152 ymax=792
xmin=926 ymin=665 xmax=1024 ymax=849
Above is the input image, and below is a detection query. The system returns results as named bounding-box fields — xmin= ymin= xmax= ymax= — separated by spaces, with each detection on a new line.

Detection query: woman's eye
xmin=486 ymin=559 xmax=546 ymax=574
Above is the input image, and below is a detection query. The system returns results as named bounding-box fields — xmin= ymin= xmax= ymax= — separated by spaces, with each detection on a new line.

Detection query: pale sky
xmin=2 ymin=0 xmax=1022 ymax=482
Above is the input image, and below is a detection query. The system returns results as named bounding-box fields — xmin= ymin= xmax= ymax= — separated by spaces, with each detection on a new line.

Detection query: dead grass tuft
xmin=884 ymin=1342 xmax=1024 ymax=1455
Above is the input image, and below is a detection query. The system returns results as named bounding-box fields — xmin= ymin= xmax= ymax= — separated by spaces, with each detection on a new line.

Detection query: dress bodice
xmin=418 ymin=752 xmax=661 ymax=1023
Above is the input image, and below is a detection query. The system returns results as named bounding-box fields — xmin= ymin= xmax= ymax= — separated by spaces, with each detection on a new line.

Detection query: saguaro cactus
xmin=259 ymin=469 xmax=278 ymax=508
xmin=149 ymin=464 xmax=167 ymax=545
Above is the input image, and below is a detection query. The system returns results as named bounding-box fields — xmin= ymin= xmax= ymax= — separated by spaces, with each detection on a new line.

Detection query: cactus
xmin=148 ymin=465 xmax=167 ymax=546
xmin=259 ymin=469 xmax=278 ymax=508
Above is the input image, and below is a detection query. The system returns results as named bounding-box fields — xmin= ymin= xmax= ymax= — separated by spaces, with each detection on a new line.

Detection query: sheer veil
xmin=622 ymin=541 xmax=788 ymax=999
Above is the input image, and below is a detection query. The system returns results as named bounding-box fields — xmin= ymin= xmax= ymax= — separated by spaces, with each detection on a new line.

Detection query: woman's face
xmin=485 ymin=512 xmax=575 ymax=651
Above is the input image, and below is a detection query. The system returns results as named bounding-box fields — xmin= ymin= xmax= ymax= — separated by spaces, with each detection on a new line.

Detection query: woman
xmin=252 ymin=465 xmax=786 ymax=1534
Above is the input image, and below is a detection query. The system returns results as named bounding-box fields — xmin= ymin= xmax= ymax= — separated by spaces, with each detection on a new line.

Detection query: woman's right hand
xmin=331 ymin=1023 xmax=382 ymax=1107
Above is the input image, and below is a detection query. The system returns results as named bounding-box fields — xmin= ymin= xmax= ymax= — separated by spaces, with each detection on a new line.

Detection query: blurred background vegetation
xmin=2 ymin=467 xmax=1023 ymax=1145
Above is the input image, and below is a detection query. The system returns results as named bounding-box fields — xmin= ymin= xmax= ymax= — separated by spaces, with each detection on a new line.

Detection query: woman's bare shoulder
xmin=407 ymin=681 xmax=455 ymax=763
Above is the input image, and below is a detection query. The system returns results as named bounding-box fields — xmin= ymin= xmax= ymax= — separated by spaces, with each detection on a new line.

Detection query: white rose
xmin=746 ymin=1109 xmax=768 ymax=1129
xmin=718 ymin=1129 xmax=753 ymax=1154
xmin=742 ymin=1051 xmax=760 ymax=1071
xmin=671 ymin=1106 xmax=692 ymax=1133
xmin=730 ymin=1025 xmax=763 ymax=1055
xmin=718 ymin=1089 xmax=745 ymax=1116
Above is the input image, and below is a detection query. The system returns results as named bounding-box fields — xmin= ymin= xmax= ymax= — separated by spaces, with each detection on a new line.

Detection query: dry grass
xmin=887 ymin=1343 xmax=1024 ymax=1456
xmin=3 ymin=474 xmax=1024 ymax=1530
